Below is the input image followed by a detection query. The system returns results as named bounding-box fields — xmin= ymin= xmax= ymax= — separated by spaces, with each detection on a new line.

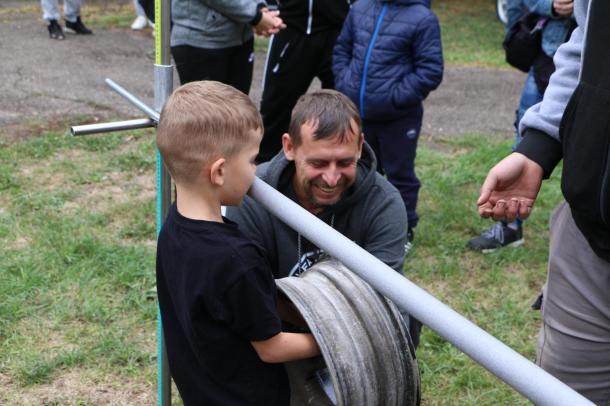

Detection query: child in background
xmin=156 ymin=81 xmax=319 ymax=405
xmin=333 ymin=0 xmax=443 ymax=253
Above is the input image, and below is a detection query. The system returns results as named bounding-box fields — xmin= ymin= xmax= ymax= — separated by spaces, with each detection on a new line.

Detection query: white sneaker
xmin=131 ymin=15 xmax=147 ymax=30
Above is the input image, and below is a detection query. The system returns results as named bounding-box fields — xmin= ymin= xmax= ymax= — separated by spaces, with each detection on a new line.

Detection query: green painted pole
xmin=154 ymin=0 xmax=173 ymax=404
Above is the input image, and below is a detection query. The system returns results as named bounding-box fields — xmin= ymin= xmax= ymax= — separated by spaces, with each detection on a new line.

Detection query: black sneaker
xmin=47 ymin=19 xmax=65 ymax=40
xmin=65 ymin=17 xmax=93 ymax=35
xmin=405 ymin=228 xmax=415 ymax=256
xmin=467 ymin=222 xmax=523 ymax=253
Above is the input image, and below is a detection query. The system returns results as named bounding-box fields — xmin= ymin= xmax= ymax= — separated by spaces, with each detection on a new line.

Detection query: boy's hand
xmin=477 ymin=153 xmax=543 ymax=223
xmin=255 ymin=9 xmax=285 ymax=37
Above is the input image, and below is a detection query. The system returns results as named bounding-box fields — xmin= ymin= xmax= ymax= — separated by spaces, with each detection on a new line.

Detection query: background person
xmin=333 ymin=0 xmax=444 ymax=253
xmin=256 ymin=0 xmax=355 ymax=163
xmin=170 ymin=0 xmax=285 ymax=92
xmin=476 ymin=0 xmax=610 ymax=401
xmin=41 ymin=0 xmax=92 ymax=40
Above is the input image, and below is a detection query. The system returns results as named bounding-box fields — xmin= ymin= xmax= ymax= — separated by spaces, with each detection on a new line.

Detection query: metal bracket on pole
xmin=71 ymin=118 xmax=155 ymax=136
xmin=69 ymin=78 xmax=159 ymax=137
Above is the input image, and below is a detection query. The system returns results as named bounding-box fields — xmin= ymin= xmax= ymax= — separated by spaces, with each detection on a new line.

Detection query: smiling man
xmin=226 ymin=90 xmax=419 ymax=345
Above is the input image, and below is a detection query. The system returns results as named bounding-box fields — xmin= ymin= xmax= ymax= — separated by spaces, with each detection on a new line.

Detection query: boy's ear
xmin=209 ymin=157 xmax=226 ymax=186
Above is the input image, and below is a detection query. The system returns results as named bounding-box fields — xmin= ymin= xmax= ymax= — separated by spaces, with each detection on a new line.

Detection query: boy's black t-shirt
xmin=156 ymin=203 xmax=289 ymax=405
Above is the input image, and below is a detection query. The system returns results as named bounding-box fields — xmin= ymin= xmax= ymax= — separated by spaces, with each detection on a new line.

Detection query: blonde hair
xmin=156 ymin=81 xmax=262 ymax=184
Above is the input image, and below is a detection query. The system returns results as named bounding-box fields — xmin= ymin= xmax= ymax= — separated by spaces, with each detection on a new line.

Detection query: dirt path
xmin=0 ymin=0 xmax=526 ymax=141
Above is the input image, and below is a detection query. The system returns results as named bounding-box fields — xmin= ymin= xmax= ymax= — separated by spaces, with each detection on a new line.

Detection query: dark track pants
xmin=171 ymin=39 xmax=254 ymax=94
xmin=258 ymin=26 xmax=340 ymax=162
xmin=363 ymin=115 xmax=422 ymax=229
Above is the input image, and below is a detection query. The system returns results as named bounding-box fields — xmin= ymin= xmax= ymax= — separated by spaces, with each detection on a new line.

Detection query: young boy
xmin=155 ymin=81 xmax=319 ymax=405
xmin=333 ymin=0 xmax=444 ymax=251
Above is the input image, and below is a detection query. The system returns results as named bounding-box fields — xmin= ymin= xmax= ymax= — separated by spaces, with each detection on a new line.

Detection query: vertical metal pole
xmin=155 ymin=0 xmax=173 ymax=404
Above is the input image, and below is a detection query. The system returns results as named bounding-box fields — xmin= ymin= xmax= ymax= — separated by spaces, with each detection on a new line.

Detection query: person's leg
xmin=513 ymin=69 xmax=543 ymax=148
xmin=133 ymin=0 xmax=146 ymax=17
xmin=315 ymin=28 xmax=341 ymax=90
xmin=258 ymin=27 xmax=317 ymax=162
xmin=63 ymin=0 xmax=81 ymax=23
xmin=226 ymin=38 xmax=254 ymax=95
xmin=41 ymin=0 xmax=60 ymax=21
xmin=361 ymin=120 xmax=383 ymax=174
xmin=42 ymin=0 xmax=65 ymax=39
xmin=537 ymin=202 xmax=610 ymax=404
xmin=171 ymin=45 xmax=230 ymax=86
xmin=376 ymin=115 xmax=422 ymax=230
xmin=131 ymin=0 xmax=148 ymax=30
xmin=467 ymin=70 xmax=540 ymax=251
xmin=63 ymin=0 xmax=92 ymax=34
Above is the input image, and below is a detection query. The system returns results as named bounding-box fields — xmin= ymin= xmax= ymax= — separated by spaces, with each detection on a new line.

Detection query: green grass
xmin=0 ymin=122 xmax=562 ymax=403
xmin=434 ymin=0 xmax=508 ymax=67
xmin=409 ymin=135 xmax=563 ymax=405
xmin=0 ymin=120 xmax=160 ymax=403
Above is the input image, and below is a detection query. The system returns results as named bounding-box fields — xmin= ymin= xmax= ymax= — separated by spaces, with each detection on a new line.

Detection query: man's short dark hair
xmin=288 ymin=90 xmax=362 ymax=146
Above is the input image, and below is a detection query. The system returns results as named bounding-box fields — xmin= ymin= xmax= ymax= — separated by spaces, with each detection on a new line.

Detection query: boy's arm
xmin=219 ymin=259 xmax=319 ymax=363
xmin=251 ymin=332 xmax=320 ymax=364
xmin=393 ymin=13 xmax=444 ymax=107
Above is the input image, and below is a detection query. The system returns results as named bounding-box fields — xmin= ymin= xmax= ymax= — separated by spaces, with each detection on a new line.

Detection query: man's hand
xmin=254 ymin=9 xmax=285 ymax=37
xmin=477 ymin=153 xmax=544 ymax=222
xmin=553 ymin=0 xmax=573 ymax=17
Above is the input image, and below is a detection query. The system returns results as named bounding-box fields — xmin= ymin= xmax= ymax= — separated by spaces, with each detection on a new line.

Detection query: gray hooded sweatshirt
xmin=226 ymin=143 xmax=408 ymax=278
xmin=517 ymin=0 xmax=588 ymax=176
xmin=171 ymin=0 xmax=262 ymax=49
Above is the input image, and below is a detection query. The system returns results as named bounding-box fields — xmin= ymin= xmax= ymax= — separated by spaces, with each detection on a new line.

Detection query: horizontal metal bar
xmin=248 ymin=177 xmax=594 ymax=406
xmin=71 ymin=118 xmax=155 ymax=136
xmin=105 ymin=78 xmax=160 ymax=122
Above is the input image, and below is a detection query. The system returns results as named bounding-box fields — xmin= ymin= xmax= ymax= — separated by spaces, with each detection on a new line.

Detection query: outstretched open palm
xmin=477 ymin=153 xmax=544 ymax=222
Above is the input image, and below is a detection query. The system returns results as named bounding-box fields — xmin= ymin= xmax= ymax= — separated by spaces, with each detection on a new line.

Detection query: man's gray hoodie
xmin=226 ymin=143 xmax=408 ymax=278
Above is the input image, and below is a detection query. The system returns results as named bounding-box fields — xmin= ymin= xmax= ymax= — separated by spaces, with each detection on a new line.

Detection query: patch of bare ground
xmin=63 ymin=171 xmax=155 ymax=213
xmin=1 ymin=370 xmax=154 ymax=406
xmin=5 ymin=236 xmax=31 ymax=250
xmin=0 ymin=116 xmax=100 ymax=145
xmin=17 ymin=144 xmax=155 ymax=214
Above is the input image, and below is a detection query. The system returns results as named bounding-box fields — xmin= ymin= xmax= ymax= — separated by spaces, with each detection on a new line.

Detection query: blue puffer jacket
xmin=333 ymin=0 xmax=443 ymax=121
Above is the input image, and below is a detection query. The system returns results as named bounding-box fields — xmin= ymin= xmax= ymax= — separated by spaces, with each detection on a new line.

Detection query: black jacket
xmin=271 ymin=0 xmax=354 ymax=34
